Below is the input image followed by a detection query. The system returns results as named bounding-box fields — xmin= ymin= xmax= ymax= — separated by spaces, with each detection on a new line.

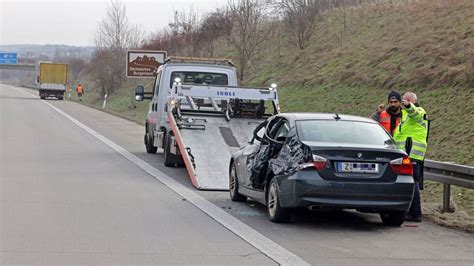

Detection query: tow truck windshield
xmin=170 ymin=71 xmax=228 ymax=87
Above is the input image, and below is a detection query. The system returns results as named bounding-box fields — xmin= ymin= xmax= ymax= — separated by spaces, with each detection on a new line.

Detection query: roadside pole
xmin=103 ymin=94 xmax=108 ymax=109
xmin=132 ymin=79 xmax=137 ymax=108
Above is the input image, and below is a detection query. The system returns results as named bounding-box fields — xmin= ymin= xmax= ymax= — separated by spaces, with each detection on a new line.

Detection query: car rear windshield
xmin=296 ymin=120 xmax=393 ymax=145
xmin=170 ymin=71 xmax=228 ymax=88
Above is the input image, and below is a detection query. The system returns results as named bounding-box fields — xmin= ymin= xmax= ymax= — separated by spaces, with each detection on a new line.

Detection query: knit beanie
xmin=388 ymin=90 xmax=401 ymax=102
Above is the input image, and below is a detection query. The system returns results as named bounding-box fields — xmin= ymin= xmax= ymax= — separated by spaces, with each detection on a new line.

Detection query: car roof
xmin=279 ymin=112 xmax=377 ymax=124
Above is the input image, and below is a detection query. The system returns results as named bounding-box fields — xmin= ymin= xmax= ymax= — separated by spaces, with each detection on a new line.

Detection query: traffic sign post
xmin=0 ymin=53 xmax=18 ymax=64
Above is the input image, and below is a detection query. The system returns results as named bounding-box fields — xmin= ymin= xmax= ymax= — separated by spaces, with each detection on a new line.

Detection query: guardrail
xmin=0 ymin=64 xmax=35 ymax=71
xmin=424 ymin=159 xmax=474 ymax=212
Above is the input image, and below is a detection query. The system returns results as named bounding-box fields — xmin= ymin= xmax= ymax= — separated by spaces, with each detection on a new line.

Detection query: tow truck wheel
xmin=145 ymin=132 xmax=157 ymax=154
xmin=229 ymin=162 xmax=247 ymax=202
xmin=164 ymin=132 xmax=179 ymax=167
xmin=266 ymin=177 xmax=291 ymax=223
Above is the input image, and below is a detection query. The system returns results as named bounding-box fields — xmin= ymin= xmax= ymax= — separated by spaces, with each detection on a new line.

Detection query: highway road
xmin=1 ymin=84 xmax=473 ymax=265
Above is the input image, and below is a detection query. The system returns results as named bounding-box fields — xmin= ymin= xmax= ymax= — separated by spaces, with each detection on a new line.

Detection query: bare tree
xmin=335 ymin=0 xmax=349 ymax=47
xmin=95 ymin=0 xmax=143 ymax=50
xmin=196 ymin=9 xmax=234 ymax=57
xmin=92 ymin=0 xmax=144 ymax=96
xmin=276 ymin=0 xmax=320 ymax=49
xmin=170 ymin=9 xmax=201 ymax=56
xmin=228 ymin=0 xmax=270 ymax=81
xmin=65 ymin=57 xmax=86 ymax=87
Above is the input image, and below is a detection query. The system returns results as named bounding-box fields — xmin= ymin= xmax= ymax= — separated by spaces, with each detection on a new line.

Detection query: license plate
xmin=337 ymin=162 xmax=379 ymax=174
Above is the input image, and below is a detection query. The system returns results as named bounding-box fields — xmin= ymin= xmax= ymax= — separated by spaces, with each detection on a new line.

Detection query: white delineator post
xmin=103 ymin=94 xmax=108 ymax=108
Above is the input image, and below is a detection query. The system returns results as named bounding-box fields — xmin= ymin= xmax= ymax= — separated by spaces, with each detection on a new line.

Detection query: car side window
xmin=265 ymin=117 xmax=283 ymax=140
xmin=274 ymin=121 xmax=289 ymax=141
xmin=253 ymin=125 xmax=265 ymax=144
xmin=252 ymin=120 xmax=268 ymax=144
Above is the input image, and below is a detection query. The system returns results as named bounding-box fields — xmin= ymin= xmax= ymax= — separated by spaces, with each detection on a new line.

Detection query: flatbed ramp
xmin=166 ymin=83 xmax=280 ymax=191
xmin=170 ymin=114 xmax=261 ymax=190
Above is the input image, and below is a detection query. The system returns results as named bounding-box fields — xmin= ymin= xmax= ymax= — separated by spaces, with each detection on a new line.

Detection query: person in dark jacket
xmin=371 ymin=90 xmax=403 ymax=136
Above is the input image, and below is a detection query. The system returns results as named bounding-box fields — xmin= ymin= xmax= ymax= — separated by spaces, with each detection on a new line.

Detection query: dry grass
xmin=244 ymin=0 xmax=474 ymax=90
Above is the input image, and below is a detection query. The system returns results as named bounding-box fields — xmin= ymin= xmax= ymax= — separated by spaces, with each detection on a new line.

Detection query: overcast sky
xmin=0 ymin=0 xmax=225 ymax=46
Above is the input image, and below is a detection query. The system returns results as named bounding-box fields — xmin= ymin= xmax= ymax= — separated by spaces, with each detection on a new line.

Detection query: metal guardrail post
xmin=424 ymin=159 xmax=473 ymax=213
xmin=442 ymin=183 xmax=451 ymax=213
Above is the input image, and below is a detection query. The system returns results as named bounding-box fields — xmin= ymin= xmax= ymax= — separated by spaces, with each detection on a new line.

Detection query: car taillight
xmin=390 ymin=156 xmax=413 ymax=175
xmin=300 ymin=154 xmax=328 ymax=171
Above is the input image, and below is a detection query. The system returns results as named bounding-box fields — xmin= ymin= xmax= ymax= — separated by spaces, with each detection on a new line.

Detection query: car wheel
xmin=380 ymin=211 xmax=406 ymax=226
xmin=229 ymin=162 xmax=247 ymax=202
xmin=267 ymin=177 xmax=290 ymax=223
xmin=145 ymin=132 xmax=157 ymax=154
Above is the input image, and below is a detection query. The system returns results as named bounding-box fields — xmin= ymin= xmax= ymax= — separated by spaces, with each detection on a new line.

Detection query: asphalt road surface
xmin=1 ymin=84 xmax=473 ymax=265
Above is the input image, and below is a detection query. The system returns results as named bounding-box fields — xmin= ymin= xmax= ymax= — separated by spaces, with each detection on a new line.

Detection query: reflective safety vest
xmin=76 ymin=85 xmax=83 ymax=93
xmin=379 ymin=111 xmax=400 ymax=135
xmin=393 ymin=103 xmax=428 ymax=161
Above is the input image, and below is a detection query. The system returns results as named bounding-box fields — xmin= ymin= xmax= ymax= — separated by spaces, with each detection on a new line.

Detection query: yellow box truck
xmin=38 ymin=62 xmax=68 ymax=100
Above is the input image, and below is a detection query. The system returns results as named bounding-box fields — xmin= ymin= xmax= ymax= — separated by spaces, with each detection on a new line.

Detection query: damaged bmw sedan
xmin=229 ymin=113 xmax=415 ymax=226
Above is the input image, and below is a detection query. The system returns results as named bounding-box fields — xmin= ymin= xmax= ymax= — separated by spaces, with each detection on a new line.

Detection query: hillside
xmin=241 ymin=1 xmax=474 ymax=166
xmin=74 ymin=0 xmax=473 ymax=230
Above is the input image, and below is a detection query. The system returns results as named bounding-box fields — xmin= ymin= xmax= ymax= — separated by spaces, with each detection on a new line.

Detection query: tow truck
xmin=134 ymin=57 xmax=280 ymax=190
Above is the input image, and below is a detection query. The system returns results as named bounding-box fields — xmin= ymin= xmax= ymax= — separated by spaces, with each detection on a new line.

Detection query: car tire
xmin=380 ymin=211 xmax=406 ymax=226
xmin=229 ymin=162 xmax=247 ymax=202
xmin=266 ymin=177 xmax=291 ymax=223
xmin=145 ymin=132 xmax=157 ymax=154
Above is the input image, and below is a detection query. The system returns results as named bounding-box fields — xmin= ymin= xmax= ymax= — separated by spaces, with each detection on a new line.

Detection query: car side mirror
xmin=135 ymin=86 xmax=144 ymax=101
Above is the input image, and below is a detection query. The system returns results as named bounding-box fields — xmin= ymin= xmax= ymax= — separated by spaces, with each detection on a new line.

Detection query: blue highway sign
xmin=0 ymin=53 xmax=18 ymax=64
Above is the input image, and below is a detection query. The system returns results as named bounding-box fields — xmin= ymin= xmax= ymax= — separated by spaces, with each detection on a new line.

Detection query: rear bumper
xmin=39 ymin=89 xmax=65 ymax=95
xmin=276 ymin=170 xmax=414 ymax=212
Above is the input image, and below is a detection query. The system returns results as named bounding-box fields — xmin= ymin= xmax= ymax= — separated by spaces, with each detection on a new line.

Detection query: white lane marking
xmin=14 ymin=86 xmax=309 ymax=266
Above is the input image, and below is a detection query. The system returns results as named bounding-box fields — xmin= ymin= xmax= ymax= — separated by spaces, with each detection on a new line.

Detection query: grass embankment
xmin=69 ymin=79 xmax=152 ymax=125
xmin=78 ymin=1 xmax=473 ymax=231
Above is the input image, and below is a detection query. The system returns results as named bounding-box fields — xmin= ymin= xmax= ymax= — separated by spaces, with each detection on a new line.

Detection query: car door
xmin=236 ymin=119 xmax=265 ymax=188
xmin=243 ymin=116 xmax=284 ymax=189
xmin=266 ymin=119 xmax=296 ymax=176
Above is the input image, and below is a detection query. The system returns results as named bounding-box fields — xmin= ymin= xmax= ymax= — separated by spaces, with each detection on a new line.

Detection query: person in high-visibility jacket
xmin=76 ymin=83 xmax=84 ymax=102
xmin=393 ymin=92 xmax=429 ymax=222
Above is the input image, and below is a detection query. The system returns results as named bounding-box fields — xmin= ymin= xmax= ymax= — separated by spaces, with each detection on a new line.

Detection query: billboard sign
xmin=126 ymin=50 xmax=166 ymax=78
xmin=0 ymin=53 xmax=18 ymax=64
